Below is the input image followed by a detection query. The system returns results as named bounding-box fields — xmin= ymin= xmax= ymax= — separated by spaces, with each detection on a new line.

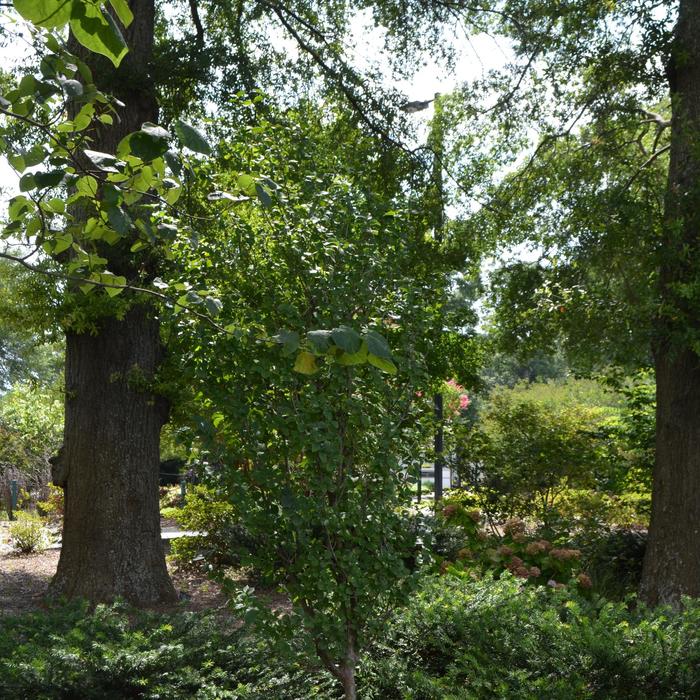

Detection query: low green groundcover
xmin=1 ymin=575 xmax=699 ymax=699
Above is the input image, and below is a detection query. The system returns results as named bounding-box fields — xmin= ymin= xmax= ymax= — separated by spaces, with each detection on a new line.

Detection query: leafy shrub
xmin=456 ymin=386 xmax=616 ymax=524
xmin=359 ymin=574 xmax=700 ymax=699
xmin=575 ymin=527 xmax=647 ymax=600
xmin=9 ymin=511 xmax=48 ymax=553
xmin=168 ymin=485 xmax=260 ymax=571
xmin=159 ymin=484 xmax=183 ymax=511
xmin=548 ymin=487 xmax=650 ymax=533
xmin=434 ymin=498 xmax=585 ymax=589
xmin=0 ymin=601 xmax=338 ymax=699
xmin=36 ymin=483 xmax=64 ymax=523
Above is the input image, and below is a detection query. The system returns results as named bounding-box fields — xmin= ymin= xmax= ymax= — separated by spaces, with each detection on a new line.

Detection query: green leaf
xmin=364 ymin=330 xmax=393 ymax=360
xmin=24 ymin=144 xmax=48 ymax=167
xmin=175 ymin=119 xmax=211 ymax=155
xmin=294 ymin=351 xmax=319 ymax=375
xmin=186 ymin=290 xmax=203 ymax=305
xmin=120 ymin=123 xmax=170 ymax=161
xmin=59 ymin=78 xmax=83 ymax=97
xmin=307 ymin=330 xmax=332 ymax=353
xmin=237 ymin=173 xmax=256 ymax=195
xmin=83 ymin=149 xmax=119 ymax=172
xmin=108 ymin=0 xmax=133 ymax=27
xmin=255 ymin=182 xmax=272 ymax=208
xmin=76 ymin=175 xmax=98 ymax=198
xmin=69 ymin=1 xmax=128 ymax=67
xmin=34 ymin=170 xmax=65 ymax=189
xmin=367 ymin=354 xmax=397 ymax=375
xmin=331 ymin=325 xmax=362 ymax=354
xmin=336 ymin=340 xmax=368 ymax=366
xmin=48 ymin=198 xmax=65 ymax=214
xmin=19 ymin=174 xmax=36 ymax=192
xmin=26 ymin=216 xmax=42 ymax=237
xmin=164 ymin=149 xmax=182 ymax=176
xmin=101 ymin=273 xmax=127 ymax=297
xmin=163 ymin=179 xmax=182 ymax=205
xmin=14 ymin=0 xmax=73 ymax=29
xmin=204 ymin=297 xmax=223 ymax=317
xmin=53 ymin=233 xmax=73 ymax=254
xmin=19 ymin=171 xmax=65 ymax=191
xmin=8 ymin=196 xmax=31 ymax=219
xmin=7 ymin=153 xmax=26 ymax=172
xmin=272 ymin=330 xmax=300 ymax=356
xmin=106 ymin=206 xmax=131 ymax=234
xmin=73 ymin=110 xmax=96 ymax=133
xmin=17 ymin=75 xmax=37 ymax=97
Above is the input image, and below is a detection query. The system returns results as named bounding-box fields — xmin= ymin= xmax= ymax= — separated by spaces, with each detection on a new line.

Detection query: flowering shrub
xmin=443 ymin=378 xmax=470 ymax=416
xmin=434 ymin=497 xmax=587 ymax=590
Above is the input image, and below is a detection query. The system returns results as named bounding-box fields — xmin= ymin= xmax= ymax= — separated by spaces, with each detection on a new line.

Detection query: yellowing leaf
xmin=294 ymin=351 xmax=319 ymax=375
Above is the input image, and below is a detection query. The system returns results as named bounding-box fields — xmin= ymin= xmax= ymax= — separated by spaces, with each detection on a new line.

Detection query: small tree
xmin=458 ymin=385 xmax=614 ymax=527
xmin=163 ymin=105 xmax=459 ymax=698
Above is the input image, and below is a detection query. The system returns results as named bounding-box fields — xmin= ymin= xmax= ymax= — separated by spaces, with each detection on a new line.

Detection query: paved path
xmin=46 ymin=528 xmax=202 ymax=550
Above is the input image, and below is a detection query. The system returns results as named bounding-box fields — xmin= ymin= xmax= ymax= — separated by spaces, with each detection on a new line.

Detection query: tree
xmin=444 ymin=0 xmax=699 ymax=603
xmin=0 ymin=0 xmax=477 ymax=606
xmin=641 ymin=0 xmax=700 ymax=604
xmin=160 ymin=101 xmax=474 ymax=699
xmin=52 ymin=0 xmax=177 ymax=604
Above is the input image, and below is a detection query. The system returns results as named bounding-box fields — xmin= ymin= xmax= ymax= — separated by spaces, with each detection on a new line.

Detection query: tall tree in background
xmin=642 ymin=0 xmax=700 ymax=604
xmin=450 ymin=0 xmax=697 ymax=603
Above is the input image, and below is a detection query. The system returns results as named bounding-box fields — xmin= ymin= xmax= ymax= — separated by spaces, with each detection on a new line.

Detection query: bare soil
xmin=0 ymin=519 xmax=288 ymax=618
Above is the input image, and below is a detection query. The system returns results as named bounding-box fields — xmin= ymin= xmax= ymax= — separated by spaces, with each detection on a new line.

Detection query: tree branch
xmin=621 ymin=143 xmax=671 ymax=192
xmin=188 ymin=0 xmax=205 ymax=45
xmin=0 ymin=249 xmax=232 ymax=335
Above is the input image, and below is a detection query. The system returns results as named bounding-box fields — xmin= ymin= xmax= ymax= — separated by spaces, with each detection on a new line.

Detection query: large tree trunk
xmin=641 ymin=0 xmax=700 ymax=605
xmin=50 ymin=308 xmax=174 ymax=603
xmin=49 ymin=0 xmax=177 ymax=604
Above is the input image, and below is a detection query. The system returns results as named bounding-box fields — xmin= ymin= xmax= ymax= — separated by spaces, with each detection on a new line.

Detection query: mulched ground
xmin=0 ymin=520 xmax=287 ymax=618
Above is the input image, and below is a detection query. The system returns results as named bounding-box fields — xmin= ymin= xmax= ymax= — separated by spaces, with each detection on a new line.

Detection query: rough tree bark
xmin=49 ymin=0 xmax=177 ymax=604
xmin=641 ymin=0 xmax=700 ymax=605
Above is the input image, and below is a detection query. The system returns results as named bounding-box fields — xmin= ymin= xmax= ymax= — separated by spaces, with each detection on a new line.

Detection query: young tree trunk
xmin=49 ymin=0 xmax=177 ymax=604
xmin=641 ymin=0 xmax=700 ymax=605
xmin=339 ymin=667 xmax=357 ymax=700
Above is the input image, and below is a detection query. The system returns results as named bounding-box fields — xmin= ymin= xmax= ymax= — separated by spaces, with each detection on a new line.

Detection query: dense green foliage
xmin=361 ymin=574 xmax=700 ymax=699
xmin=0 ymin=601 xmax=338 ymax=699
xmin=0 ymin=381 xmax=63 ymax=484
xmin=156 ymin=101 xmax=471 ymax=685
xmin=452 ymin=379 xmax=650 ymax=526
xmin=2 ymin=576 xmax=699 ymax=699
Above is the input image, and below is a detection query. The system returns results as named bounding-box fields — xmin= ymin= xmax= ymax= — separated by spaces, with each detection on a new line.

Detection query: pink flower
xmin=529 ymin=566 xmax=541 ymax=578
xmin=550 ymin=548 xmax=581 ymax=561
xmin=577 ymin=573 xmax=593 ymax=589
xmin=526 ymin=541 xmax=546 ymax=556
xmin=442 ymin=504 xmax=458 ymax=519
xmin=459 ymin=394 xmax=470 ymax=409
